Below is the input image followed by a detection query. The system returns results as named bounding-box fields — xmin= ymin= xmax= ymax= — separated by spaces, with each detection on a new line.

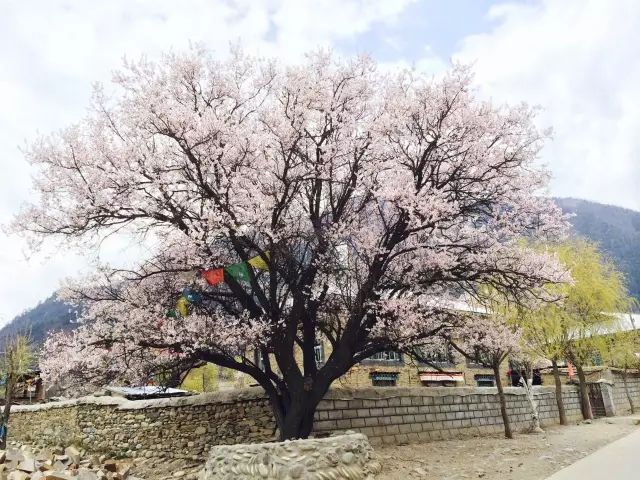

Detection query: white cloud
xmin=0 ymin=0 xmax=415 ymax=321
xmin=452 ymin=0 xmax=640 ymax=211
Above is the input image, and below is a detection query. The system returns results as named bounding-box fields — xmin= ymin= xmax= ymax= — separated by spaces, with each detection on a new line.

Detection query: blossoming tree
xmin=448 ymin=315 xmax=522 ymax=439
xmin=15 ymin=48 xmax=567 ymax=440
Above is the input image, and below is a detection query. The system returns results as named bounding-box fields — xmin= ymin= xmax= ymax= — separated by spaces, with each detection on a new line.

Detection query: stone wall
xmin=315 ymin=386 xmax=583 ymax=446
xmin=9 ymin=385 xmax=582 ymax=459
xmin=610 ymin=371 xmax=640 ymax=414
xmin=10 ymin=390 xmax=276 ymax=461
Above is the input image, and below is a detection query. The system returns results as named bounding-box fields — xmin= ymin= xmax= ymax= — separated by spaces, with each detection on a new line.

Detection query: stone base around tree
xmin=198 ymin=431 xmax=381 ymax=480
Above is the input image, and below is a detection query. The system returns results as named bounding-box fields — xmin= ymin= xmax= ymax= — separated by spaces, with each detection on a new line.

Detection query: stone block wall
xmin=610 ymin=372 xmax=640 ymax=414
xmin=315 ymin=386 xmax=582 ymax=445
xmin=9 ymin=385 xmax=583 ymax=459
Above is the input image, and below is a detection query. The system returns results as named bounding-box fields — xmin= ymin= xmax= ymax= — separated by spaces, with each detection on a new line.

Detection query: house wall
xmin=10 ymin=385 xmax=582 ymax=459
xmin=241 ymin=340 xmax=506 ymax=390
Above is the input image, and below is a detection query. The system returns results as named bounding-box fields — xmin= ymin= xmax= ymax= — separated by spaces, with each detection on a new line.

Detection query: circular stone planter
xmin=199 ymin=432 xmax=382 ymax=480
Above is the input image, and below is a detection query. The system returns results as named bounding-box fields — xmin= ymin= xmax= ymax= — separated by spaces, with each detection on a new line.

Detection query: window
xmin=591 ymin=351 xmax=603 ymax=366
xmin=371 ymin=372 xmax=399 ymax=387
xmin=475 ymin=374 xmax=495 ymax=387
xmin=367 ymin=351 xmax=402 ymax=362
xmin=415 ymin=342 xmax=455 ymax=367
xmin=314 ymin=343 xmax=325 ymax=366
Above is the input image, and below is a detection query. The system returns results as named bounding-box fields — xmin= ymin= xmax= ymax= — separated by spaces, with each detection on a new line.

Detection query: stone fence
xmin=610 ymin=372 xmax=640 ymax=414
xmin=9 ymin=384 xmax=589 ymax=460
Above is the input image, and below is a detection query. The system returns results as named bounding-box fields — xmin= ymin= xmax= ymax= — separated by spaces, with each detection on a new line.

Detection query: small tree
xmin=450 ymin=315 xmax=521 ymax=439
xmin=511 ymin=350 xmax=548 ymax=433
xmin=0 ymin=335 xmax=34 ymax=449
xmin=517 ymin=304 xmax=571 ymax=425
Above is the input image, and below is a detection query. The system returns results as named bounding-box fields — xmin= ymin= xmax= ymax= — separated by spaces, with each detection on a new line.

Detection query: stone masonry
xmin=199 ymin=432 xmax=381 ymax=480
xmin=9 ymin=385 xmax=587 ymax=460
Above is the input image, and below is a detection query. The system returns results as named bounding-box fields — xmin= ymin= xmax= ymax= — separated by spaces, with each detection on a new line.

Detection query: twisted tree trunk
xmin=519 ymin=371 xmax=543 ymax=433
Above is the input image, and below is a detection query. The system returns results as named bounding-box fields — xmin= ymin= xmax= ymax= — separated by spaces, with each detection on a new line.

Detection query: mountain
xmin=0 ymin=294 xmax=78 ymax=346
xmin=1 ymin=198 xmax=638 ymax=345
xmin=555 ymin=197 xmax=640 ymax=303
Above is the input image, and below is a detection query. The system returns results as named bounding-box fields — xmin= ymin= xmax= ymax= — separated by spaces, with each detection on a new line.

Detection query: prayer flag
xmin=176 ymin=296 xmax=189 ymax=317
xmin=248 ymin=252 xmax=270 ymax=271
xmin=202 ymin=268 xmax=224 ymax=286
xmin=166 ymin=309 xmax=177 ymax=319
xmin=182 ymin=287 xmax=203 ymax=304
xmin=225 ymin=262 xmax=250 ymax=282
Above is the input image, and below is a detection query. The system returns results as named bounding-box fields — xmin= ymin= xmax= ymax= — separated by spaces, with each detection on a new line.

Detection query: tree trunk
xmin=552 ymin=359 xmax=568 ymax=425
xmin=0 ymin=374 xmax=14 ymax=449
xmin=494 ymin=364 xmax=513 ymax=439
xmin=622 ymin=367 xmax=635 ymax=414
xmin=575 ymin=363 xmax=593 ymax=420
xmin=270 ymin=388 xmax=325 ymax=441
xmin=519 ymin=370 xmax=543 ymax=433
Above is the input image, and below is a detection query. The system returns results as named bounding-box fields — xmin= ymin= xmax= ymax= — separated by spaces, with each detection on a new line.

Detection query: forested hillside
xmin=0 ymin=294 xmax=78 ymax=346
xmin=555 ymin=198 xmax=640 ymax=304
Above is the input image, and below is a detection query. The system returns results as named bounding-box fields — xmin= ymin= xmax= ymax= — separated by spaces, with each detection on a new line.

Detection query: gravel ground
xmin=376 ymin=416 xmax=640 ymax=480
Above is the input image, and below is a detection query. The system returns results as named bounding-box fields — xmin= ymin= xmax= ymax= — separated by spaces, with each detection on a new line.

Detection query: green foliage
xmin=181 ymin=363 xmax=219 ymax=392
xmin=517 ymin=239 xmax=632 ymax=367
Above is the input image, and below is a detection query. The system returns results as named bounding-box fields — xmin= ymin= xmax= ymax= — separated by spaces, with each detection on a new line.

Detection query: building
xmin=316 ymin=341 xmax=509 ymax=389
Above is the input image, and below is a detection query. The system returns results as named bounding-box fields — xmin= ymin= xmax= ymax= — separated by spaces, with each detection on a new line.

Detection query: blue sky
xmin=1 ymin=0 xmax=639 ymax=321
xmin=338 ymin=0 xmax=504 ymax=60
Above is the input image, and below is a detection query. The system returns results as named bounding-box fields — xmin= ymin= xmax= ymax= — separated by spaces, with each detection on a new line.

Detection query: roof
xmin=105 ymin=386 xmax=192 ymax=400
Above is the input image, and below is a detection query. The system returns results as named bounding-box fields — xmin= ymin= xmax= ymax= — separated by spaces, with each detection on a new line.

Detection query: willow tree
xmin=15 ymin=48 xmax=567 ymax=440
xmin=556 ymin=240 xmax=631 ymax=420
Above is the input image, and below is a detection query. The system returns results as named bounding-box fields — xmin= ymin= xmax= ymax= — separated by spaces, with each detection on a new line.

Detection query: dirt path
xmin=376 ymin=417 xmax=639 ymax=480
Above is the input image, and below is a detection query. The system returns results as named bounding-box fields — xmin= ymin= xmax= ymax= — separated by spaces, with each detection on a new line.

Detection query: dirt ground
xmin=376 ymin=416 xmax=640 ymax=480
xmin=115 ymin=416 xmax=640 ymax=479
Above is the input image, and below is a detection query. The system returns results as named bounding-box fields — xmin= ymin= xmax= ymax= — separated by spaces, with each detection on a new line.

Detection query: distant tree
xmin=556 ymin=240 xmax=631 ymax=420
xmin=449 ymin=315 xmax=521 ymax=439
xmin=15 ymin=48 xmax=568 ymax=440
xmin=181 ymin=363 xmax=219 ymax=392
xmin=0 ymin=335 xmax=34 ymax=449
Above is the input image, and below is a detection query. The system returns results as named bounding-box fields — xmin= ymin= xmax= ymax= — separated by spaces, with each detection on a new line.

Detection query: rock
xmin=64 ymin=446 xmax=82 ymax=465
xmin=414 ymin=467 xmax=428 ymax=476
xmin=77 ymin=469 xmax=99 ymax=480
xmin=17 ymin=458 xmax=37 ymax=473
xmin=7 ymin=471 xmax=31 ymax=480
xmin=103 ymin=460 xmax=118 ymax=472
xmin=341 ymin=452 xmax=355 ymax=465
xmin=6 ymin=449 xmax=25 ymax=463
